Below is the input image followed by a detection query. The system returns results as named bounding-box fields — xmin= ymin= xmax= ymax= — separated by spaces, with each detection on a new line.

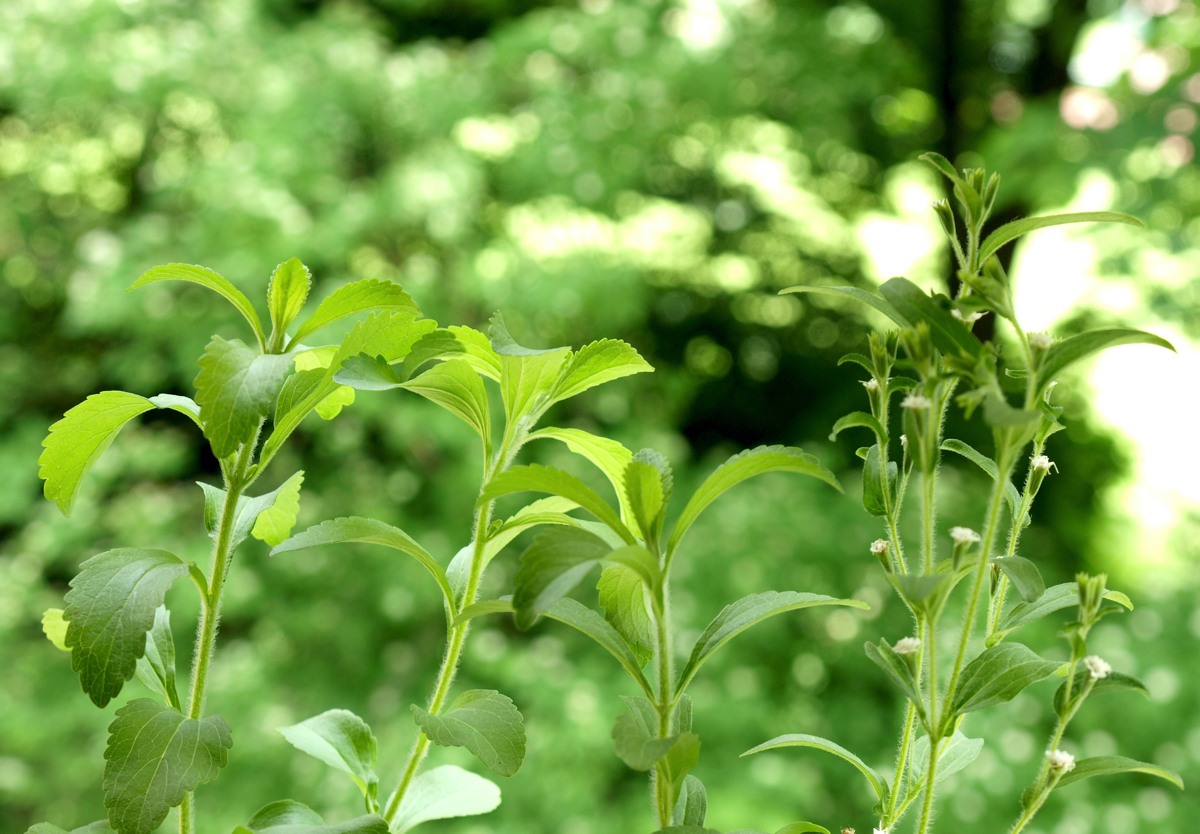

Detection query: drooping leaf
xmin=479 ymin=464 xmax=634 ymax=545
xmin=949 ymin=643 xmax=1060 ymax=719
xmin=772 ymin=825 xmax=831 ymax=834
xmin=598 ymin=565 xmax=655 ymax=664
xmin=194 ymin=336 xmax=294 ymax=458
xmin=1055 ymin=756 xmax=1183 ymax=790
xmin=990 ymin=582 xmax=1129 ymax=645
xmin=102 ymin=699 xmax=232 ymax=834
xmin=864 ymin=640 xmax=923 ymax=709
xmin=63 ymin=548 xmax=189 ymax=707
xmin=289 ymin=347 xmax=357 ymax=420
xmin=910 ymin=731 xmax=984 ymax=789
xmin=401 ymin=359 xmax=491 ymax=443
xmin=781 ymin=285 xmax=910 ymax=327
xmin=671 ymin=774 xmax=707 ymax=827
xmin=391 ymin=766 xmax=501 ymax=834
xmin=552 ymin=338 xmax=653 ymax=403
xmin=250 ymin=471 xmax=305 ymax=547
xmin=484 ymin=496 xmax=582 ymax=565
xmin=743 ymin=733 xmax=887 ymax=801
xmin=234 ymin=800 xmax=388 ymax=834
xmin=993 ymin=556 xmax=1045 ymax=603
xmin=542 ymin=598 xmax=654 ymax=696
xmin=1053 ymin=670 xmax=1148 ymax=716
xmin=128 ymin=264 xmax=266 ymax=349
xmin=526 ymin=427 xmax=635 ymax=522
xmin=413 ymin=690 xmax=526 ymax=777
xmin=512 ymin=527 xmax=613 ymax=630
xmin=134 ymin=606 xmax=179 ymax=710
xmin=1038 ymin=328 xmax=1174 ymax=394
xmin=668 ymin=446 xmax=840 ymax=555
xmin=940 ymin=440 xmax=1022 ymax=517
xmin=677 ymin=592 xmax=866 ymax=692
xmin=267 ymin=258 xmax=312 ymax=340
xmin=272 ymin=517 xmax=453 ymax=613
xmin=879 ymin=277 xmax=983 ymax=359
xmin=289 ymin=278 xmax=420 ymax=347
xmin=278 ymin=709 xmax=378 ymax=800
xmin=147 ymin=394 xmax=204 ymax=429
xmin=978 ymin=212 xmax=1144 ymax=263
xmin=41 ymin=608 xmax=69 ymax=652
xmin=830 ymin=411 xmax=886 ymax=443
xmin=39 ymin=391 xmax=159 ymax=516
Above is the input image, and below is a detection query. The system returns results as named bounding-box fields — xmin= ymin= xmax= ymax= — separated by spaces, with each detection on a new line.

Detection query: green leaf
xmin=271 ymin=517 xmax=453 ymax=614
xmin=526 ymin=427 xmax=635 ymax=523
xmin=864 ymin=640 xmax=923 ymax=709
xmin=1039 ymin=329 xmax=1174 ymax=394
xmin=742 ymin=733 xmax=887 ymax=801
xmin=668 ymin=446 xmax=840 ymax=555
xmin=941 ymin=440 xmax=1022 ymax=518
xmin=612 ymin=712 xmax=677 ymax=771
xmin=542 ymin=598 xmax=654 ymax=696
xmin=978 ymin=212 xmax=1144 ymax=263
xmin=134 ymin=606 xmax=179 ymax=710
xmin=289 ymin=278 xmax=420 ymax=347
xmin=1054 ymin=670 xmax=1147 ymax=716
xmin=659 ymin=733 xmax=701 ymax=813
xmin=861 ymin=444 xmax=896 ymax=518
xmin=993 ymin=556 xmax=1045 ymax=603
xmin=677 ymin=592 xmax=866 ymax=693
xmin=289 ymin=347 xmax=358 ymax=419
xmin=671 ymin=774 xmax=707 ymax=827
xmin=988 ymin=583 xmax=1128 ymax=645
xmin=781 ymin=285 xmax=910 ymax=327
xmin=194 ymin=336 xmax=294 ymax=458
xmin=391 ymin=765 xmax=501 ymax=834
xmin=773 ymin=825 xmax=831 ymax=834
xmin=910 ymin=731 xmax=984 ymax=789
xmin=39 ymin=391 xmax=158 ymax=516
xmin=598 ymin=565 xmax=655 ymax=664
xmin=128 ymin=264 xmax=266 ymax=350
xmin=484 ymin=496 xmax=582 ymax=566
xmin=404 ymin=326 xmax=502 ymax=382
xmin=625 ymin=458 xmax=665 ymax=543
xmin=479 ymin=464 xmax=634 ymax=545
xmin=147 ymin=394 xmax=204 ymax=429
xmin=949 ymin=643 xmax=1060 ymax=718
xmin=1055 ymin=756 xmax=1183 ymax=790
xmin=63 ymin=548 xmax=188 ymax=707
xmin=103 ymin=699 xmax=232 ymax=834
xmin=453 ymin=598 xmax=517 ymax=627
xmin=879 ymin=278 xmax=983 ymax=359
xmin=1105 ymin=590 xmax=1134 ymax=610
xmin=278 ymin=709 xmax=378 ymax=800
xmin=413 ymin=690 xmax=526 ymax=777
xmin=41 ymin=608 xmax=69 ymax=652
xmin=830 ymin=411 xmax=886 ymax=443
xmin=250 ymin=471 xmax=305 ymax=547
xmin=401 ymin=359 xmax=491 ymax=443
xmin=267 ymin=258 xmax=312 ymax=339
xmin=235 ymin=801 xmax=387 ymax=834
xmin=332 ymin=353 xmax=403 ymax=390
xmin=552 ymin=338 xmax=653 ymax=403
xmin=653 ymin=828 xmax=721 ymax=834
xmin=512 ymin=526 xmax=613 ymax=630
xmin=26 ymin=823 xmax=114 ymax=834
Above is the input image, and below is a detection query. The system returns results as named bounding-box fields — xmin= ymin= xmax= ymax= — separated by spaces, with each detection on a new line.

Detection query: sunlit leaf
xmin=289 ymin=278 xmax=420 ymax=347
xmin=1055 ymin=756 xmax=1182 ymax=790
xmin=129 ymin=264 xmax=266 ymax=349
xmin=978 ymin=212 xmax=1144 ymax=263
xmin=194 ymin=336 xmax=293 ymax=458
xmin=743 ymin=733 xmax=887 ymax=801
xmin=267 ymin=258 xmax=312 ymax=340
xmin=391 ymin=766 xmax=501 ymax=834
xmin=413 ymin=690 xmax=526 ymax=776
xmin=278 ymin=709 xmax=378 ymax=799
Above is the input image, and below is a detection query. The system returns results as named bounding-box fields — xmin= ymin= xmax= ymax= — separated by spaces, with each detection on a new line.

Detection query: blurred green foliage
xmin=1 ymin=0 xmax=1198 ymax=833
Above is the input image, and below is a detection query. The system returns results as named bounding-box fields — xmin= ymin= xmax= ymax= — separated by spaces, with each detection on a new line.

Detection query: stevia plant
xmin=743 ymin=154 xmax=1184 ymax=834
xmin=33 ymin=259 xmax=436 ymax=834
xmin=450 ymin=422 xmax=867 ymax=831
xmin=266 ymin=314 xmax=656 ymax=832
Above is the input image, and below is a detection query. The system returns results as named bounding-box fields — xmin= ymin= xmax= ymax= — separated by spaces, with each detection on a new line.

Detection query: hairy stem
xmin=653 ymin=585 xmax=675 ymax=827
xmin=987 ymin=439 xmax=1043 ymax=636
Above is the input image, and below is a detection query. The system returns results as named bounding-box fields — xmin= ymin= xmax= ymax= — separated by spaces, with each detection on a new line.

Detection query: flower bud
xmin=1084 ymin=655 xmax=1112 ymax=680
xmin=870 ymin=539 xmax=892 ymax=572
xmin=894 ymin=637 xmax=921 ymax=656
xmin=901 ymin=393 xmax=932 ymax=410
xmin=862 ymin=378 xmax=880 ymax=392
xmin=1029 ymin=332 xmax=1056 ymax=351
xmin=1026 ymin=454 xmax=1057 ymax=501
xmin=1077 ymin=572 xmax=1107 ymax=625
xmin=1047 ymin=749 xmax=1076 ymax=773
xmin=951 ymin=308 xmax=984 ymax=326
xmin=950 ymin=526 xmax=979 ymax=569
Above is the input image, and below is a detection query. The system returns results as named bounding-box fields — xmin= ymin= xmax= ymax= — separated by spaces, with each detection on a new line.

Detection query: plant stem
xmin=987 ymin=440 xmax=1043 ymax=636
xmin=653 ymin=584 xmax=676 ymax=827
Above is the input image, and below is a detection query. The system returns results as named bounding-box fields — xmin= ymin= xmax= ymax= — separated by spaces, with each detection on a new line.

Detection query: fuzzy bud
xmin=1047 ymin=749 xmax=1076 ymax=773
xmin=951 ymin=308 xmax=985 ymax=325
xmin=894 ymin=637 xmax=921 ymax=656
xmin=870 ymin=539 xmax=892 ymax=572
xmin=1029 ymin=332 xmax=1056 ymax=351
xmin=901 ymin=393 xmax=932 ymax=410
xmin=1084 ymin=655 xmax=1112 ymax=680
xmin=1077 ymin=572 xmax=1108 ymax=625
xmin=950 ymin=527 xmax=981 ymax=545
xmin=863 ymin=378 xmax=880 ymax=392
xmin=900 ymin=434 xmax=908 ymax=450
xmin=1031 ymin=455 xmax=1057 ymax=474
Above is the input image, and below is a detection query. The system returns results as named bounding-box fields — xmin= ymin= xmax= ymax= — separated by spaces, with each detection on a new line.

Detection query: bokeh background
xmin=2 ymin=0 xmax=1200 ymax=832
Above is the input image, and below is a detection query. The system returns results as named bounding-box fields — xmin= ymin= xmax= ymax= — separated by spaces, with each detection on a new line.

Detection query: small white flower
xmin=1030 ymin=332 xmax=1056 ymax=350
xmin=875 ymin=828 xmax=889 ymax=834
xmin=950 ymin=526 xmax=981 ymax=545
xmin=901 ymin=393 xmax=932 ymax=410
xmin=1047 ymin=749 xmax=1076 ymax=772
xmin=894 ymin=637 xmax=921 ymax=656
xmin=1084 ymin=655 xmax=1112 ymax=680
xmin=951 ymin=308 xmax=984 ymax=325
xmin=900 ymin=434 xmax=908 ymax=450
xmin=870 ymin=539 xmax=890 ymax=555
xmin=862 ymin=378 xmax=880 ymax=392
xmin=1031 ymin=455 xmax=1057 ymax=474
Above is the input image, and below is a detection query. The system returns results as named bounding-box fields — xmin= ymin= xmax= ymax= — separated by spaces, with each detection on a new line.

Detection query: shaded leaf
xmin=950 ymin=643 xmax=1059 ymax=718
xmin=480 ymin=464 xmax=634 ymax=545
xmin=278 ymin=710 xmax=377 ymax=799
xmin=332 ymin=353 xmax=403 ymax=390
xmin=234 ymin=801 xmax=387 ymax=834
xmin=1054 ymin=671 xmax=1148 ymax=716
xmin=392 ymin=765 xmax=501 ymax=834
xmin=413 ymin=690 xmax=526 ymax=777
xmin=781 ymin=285 xmax=910 ymax=327
xmin=512 ymin=527 xmax=613 ymax=629
xmin=671 ymin=774 xmax=707 ymax=827
xmin=1039 ymin=329 xmax=1174 ymax=393
xmin=879 ymin=277 xmax=983 ymax=359
xmin=864 ymin=640 xmax=923 ymax=709
xmin=401 ymin=359 xmax=491 ymax=443
xmin=979 ymin=212 xmax=1143 ymax=263
xmin=26 ymin=823 xmax=114 ymax=834
xmin=129 ymin=264 xmax=265 ymax=348
xmin=831 ymin=411 xmax=886 ymax=443
xmin=941 ymin=440 xmax=1022 ymax=518
xmin=910 ymin=731 xmax=984 ymax=788
xmin=743 ymin=733 xmax=886 ymax=801
xmin=542 ymin=598 xmax=654 ymax=696
xmin=612 ymin=712 xmax=677 ymax=771
xmin=993 ymin=556 xmax=1045 ymax=603
xmin=134 ymin=606 xmax=179 ymax=710
xmin=598 ymin=565 xmax=655 ymax=664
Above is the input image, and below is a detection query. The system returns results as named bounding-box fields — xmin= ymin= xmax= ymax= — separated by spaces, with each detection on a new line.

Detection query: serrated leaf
xmin=526 ymin=427 xmax=635 ymax=523
xmin=1039 ymin=328 xmax=1174 ymax=394
xmin=677 ymin=592 xmax=866 ymax=692
xmin=413 ymin=690 xmax=526 ymax=777
xmin=250 ymin=471 xmax=305 ymax=546
xmin=404 ymin=326 xmax=502 ymax=381
xmin=910 ymin=731 xmax=984 ymax=789
xmin=743 ymin=733 xmax=887 ymax=801
xmin=235 ymin=800 xmax=388 ymax=834
xmin=598 ymin=565 xmax=655 ymax=664
xmin=668 ymin=446 xmax=840 ymax=555
xmin=950 ymin=643 xmax=1059 ymax=718
xmin=278 ymin=710 xmax=378 ymax=799
xmin=314 ymin=384 xmax=355 ymax=420
xmin=129 ymin=264 xmax=265 ymax=349
xmin=333 ymin=353 xmax=403 ymax=390
xmin=512 ymin=527 xmax=613 ymax=630
xmin=391 ymin=765 xmax=501 ymax=834
xmin=979 ymin=212 xmax=1144 ymax=263
xmin=488 ymin=312 xmax=562 ymax=356
xmin=542 ymin=598 xmax=653 ymax=695
xmin=134 ymin=606 xmax=179 ymax=710
xmin=39 ymin=392 xmax=158 ymax=516
xmin=194 ymin=336 xmax=294 ymax=458
xmin=267 ymin=258 xmax=312 ymax=339
xmin=479 ymin=464 xmax=634 ymax=545
xmin=200 ymin=471 xmax=307 ymax=554
xmin=993 ymin=556 xmax=1045 ymax=603
xmin=63 ymin=548 xmax=188 ymax=707
xmin=781 ymin=285 xmax=910 ymax=327
xmin=1055 ymin=755 xmax=1183 ymax=790
xmin=625 ymin=458 xmax=665 ymax=543
xmin=272 ymin=517 xmax=452 ymax=613
xmin=42 ymin=608 xmax=69 ymax=652
xmin=401 ymin=359 xmax=491 ymax=443
xmin=879 ymin=278 xmax=983 ymax=359
xmin=552 ymin=338 xmax=653 ymax=402
xmin=671 ymin=774 xmax=707 ymax=826
xmin=103 ymin=699 xmax=232 ymax=834
xmin=289 ymin=278 xmax=420 ymax=347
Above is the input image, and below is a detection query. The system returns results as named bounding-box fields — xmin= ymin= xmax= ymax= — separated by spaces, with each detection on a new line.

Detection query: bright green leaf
xmin=1055 ymin=756 xmax=1182 ymax=790
xmin=979 ymin=212 xmax=1144 ymax=263
xmin=128 ymin=264 xmax=265 ymax=349
xmin=742 ymin=733 xmax=887 ymax=801
xmin=278 ymin=709 xmax=378 ymax=799
xmin=147 ymin=394 xmax=204 ymax=429
xmin=289 ymin=278 xmax=420 ymax=347
xmin=41 ymin=608 xmax=69 ymax=652
xmin=552 ymin=338 xmax=653 ymax=403
xmin=526 ymin=427 xmax=635 ymax=522
xmin=625 ymin=459 xmax=665 ymax=544
xmin=413 ymin=690 xmax=526 ymax=777
xmin=332 ymin=353 xmax=402 ymax=390
xmin=251 ymin=471 xmax=305 ymax=547
xmin=391 ymin=765 xmax=501 ymax=834
xmin=267 ymin=258 xmax=312 ymax=339
xmin=479 ymin=464 xmax=634 ymax=545
xmin=401 ymin=359 xmax=491 ymax=443
xmin=404 ymin=326 xmax=502 ymax=382
xmin=830 ymin=411 xmax=886 ymax=443
xmin=781 ymin=285 xmax=910 ymax=327
xmin=194 ymin=336 xmax=293 ymax=458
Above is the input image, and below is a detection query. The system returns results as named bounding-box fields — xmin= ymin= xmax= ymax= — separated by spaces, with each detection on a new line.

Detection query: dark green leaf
xmin=542 ymin=598 xmax=654 ymax=696
xmin=861 ymin=444 xmax=895 ymax=518
xmin=1054 ymin=671 xmax=1148 ymax=716
xmin=1039 ymin=329 xmax=1174 ymax=393
xmin=391 ymin=765 xmax=501 ymax=834
xmin=781 ymin=285 xmax=910 ymax=327
xmin=134 ymin=606 xmax=179 ymax=710
xmin=864 ymin=640 xmax=923 ymax=708
xmin=879 ymin=277 xmax=983 ymax=359
xmin=26 ymin=823 xmax=114 ymax=834
xmin=993 ymin=557 xmax=1045 ymax=603
xmin=598 ymin=565 xmax=655 ymax=664
xmin=194 ymin=336 xmax=293 ymax=458
xmin=267 ymin=258 xmax=312 ymax=339
xmin=289 ymin=278 xmax=420 ymax=347
xmin=950 ymin=643 xmax=1059 ymax=717
xmin=658 ymin=733 xmax=701 ymax=813
xmin=512 ymin=527 xmax=613 ymax=629
xmin=235 ymin=800 xmax=388 ymax=834
xmin=678 ymin=592 xmax=866 ymax=692
xmin=987 ymin=583 xmax=1128 ymax=645
xmin=480 ymin=464 xmax=634 ymax=545
xmin=1055 ymin=756 xmax=1182 ymax=790
xmin=103 ymin=699 xmax=232 ymax=834
xmin=129 ymin=264 xmax=265 ymax=349
xmin=979 ymin=212 xmax=1144 ymax=263
xmin=612 ymin=712 xmax=676 ymax=771
xmin=64 ymin=548 xmax=188 ymax=707
xmin=742 ymin=733 xmax=887 ymax=800
xmin=413 ymin=690 xmax=526 ymax=777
